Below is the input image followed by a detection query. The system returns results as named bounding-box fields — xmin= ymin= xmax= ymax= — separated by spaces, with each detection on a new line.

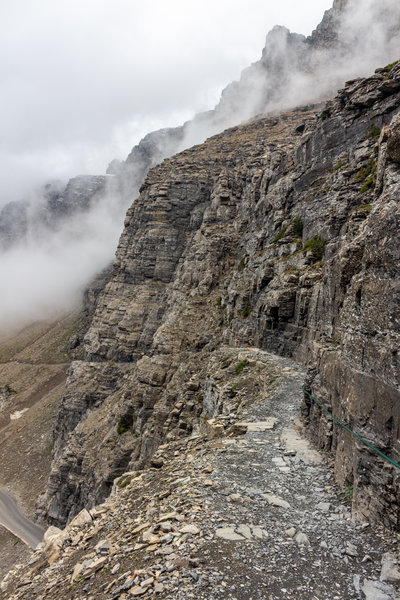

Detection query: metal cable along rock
xmin=302 ymin=386 xmax=400 ymax=470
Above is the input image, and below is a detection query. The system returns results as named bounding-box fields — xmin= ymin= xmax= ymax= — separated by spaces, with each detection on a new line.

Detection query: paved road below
xmin=0 ymin=488 xmax=45 ymax=549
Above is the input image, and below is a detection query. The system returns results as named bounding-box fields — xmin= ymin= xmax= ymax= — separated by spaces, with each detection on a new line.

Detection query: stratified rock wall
xmin=38 ymin=62 xmax=400 ymax=529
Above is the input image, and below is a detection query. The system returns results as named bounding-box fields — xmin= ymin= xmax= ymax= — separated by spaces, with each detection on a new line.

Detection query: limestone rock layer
xmin=38 ymin=62 xmax=400 ymax=529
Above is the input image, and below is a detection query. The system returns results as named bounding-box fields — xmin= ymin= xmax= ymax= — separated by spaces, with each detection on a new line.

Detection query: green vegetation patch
xmin=383 ymin=60 xmax=399 ymax=73
xmin=355 ymin=158 xmax=377 ymax=192
xmin=291 ymin=217 xmax=303 ymax=238
xmin=354 ymin=204 xmax=372 ymax=212
xmin=241 ymin=300 xmax=252 ymax=318
xmin=117 ymin=416 xmax=131 ymax=435
xmin=330 ymin=160 xmax=347 ymax=172
xmin=235 ymin=360 xmax=248 ymax=375
xmin=118 ymin=476 xmax=132 ymax=489
xmin=272 ymin=225 xmax=288 ymax=244
xmin=301 ymin=235 xmax=327 ymax=261
xmin=364 ymin=123 xmax=381 ymax=140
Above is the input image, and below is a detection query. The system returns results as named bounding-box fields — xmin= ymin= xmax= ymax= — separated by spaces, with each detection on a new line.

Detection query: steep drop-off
xmin=38 ymin=62 xmax=400 ymax=530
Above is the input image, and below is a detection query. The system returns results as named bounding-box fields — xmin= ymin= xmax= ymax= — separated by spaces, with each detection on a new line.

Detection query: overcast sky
xmin=0 ymin=0 xmax=332 ymax=204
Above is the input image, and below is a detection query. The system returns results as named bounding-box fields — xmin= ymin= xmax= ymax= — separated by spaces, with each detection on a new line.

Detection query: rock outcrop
xmin=36 ymin=60 xmax=400 ymax=530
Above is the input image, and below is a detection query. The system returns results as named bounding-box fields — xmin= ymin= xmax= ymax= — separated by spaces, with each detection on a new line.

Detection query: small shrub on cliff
xmin=117 ymin=417 xmax=130 ymax=435
xmin=364 ymin=123 xmax=381 ymax=140
xmin=241 ymin=300 xmax=252 ymax=318
xmin=272 ymin=225 xmax=288 ymax=244
xmin=301 ymin=235 xmax=327 ymax=261
xmin=2 ymin=383 xmax=16 ymax=396
xmin=343 ymin=484 xmax=353 ymax=504
xmin=356 ymin=158 xmax=377 ymax=192
xmin=383 ymin=60 xmax=399 ymax=73
xmin=235 ymin=360 xmax=247 ymax=374
xmin=238 ymin=252 xmax=248 ymax=271
xmin=291 ymin=217 xmax=303 ymax=238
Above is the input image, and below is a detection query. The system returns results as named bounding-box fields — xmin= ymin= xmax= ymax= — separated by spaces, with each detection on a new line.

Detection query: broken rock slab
xmin=215 ymin=528 xmax=245 ymax=541
xmin=380 ymin=553 xmax=400 ymax=584
xmin=281 ymin=426 xmax=322 ymax=465
xmin=235 ymin=419 xmax=278 ymax=432
xmin=362 ymin=579 xmax=396 ymax=600
xmin=261 ymin=493 xmax=291 ymax=510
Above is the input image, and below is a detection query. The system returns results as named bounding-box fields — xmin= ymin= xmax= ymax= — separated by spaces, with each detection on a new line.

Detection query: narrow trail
xmin=171 ymin=354 xmax=396 ymax=600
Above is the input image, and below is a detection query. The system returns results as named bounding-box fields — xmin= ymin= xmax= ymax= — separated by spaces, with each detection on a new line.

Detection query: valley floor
xmin=2 ymin=352 xmax=399 ymax=600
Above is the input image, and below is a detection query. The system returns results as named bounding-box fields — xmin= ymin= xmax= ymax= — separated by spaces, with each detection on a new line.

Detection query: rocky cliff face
xmin=37 ymin=60 xmax=400 ymax=529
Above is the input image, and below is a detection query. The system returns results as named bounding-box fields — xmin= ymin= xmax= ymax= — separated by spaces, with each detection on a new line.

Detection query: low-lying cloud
xmin=1 ymin=0 xmax=399 ymax=333
xmin=0 ymin=181 xmax=127 ymax=331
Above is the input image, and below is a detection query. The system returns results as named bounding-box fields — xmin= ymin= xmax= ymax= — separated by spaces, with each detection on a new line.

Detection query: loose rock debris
xmin=1 ymin=354 xmax=400 ymax=600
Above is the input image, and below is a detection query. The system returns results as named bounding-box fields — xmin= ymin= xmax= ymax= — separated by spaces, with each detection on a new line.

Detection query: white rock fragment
xmin=261 ymin=493 xmax=291 ymax=510
xmin=235 ymin=419 xmax=278 ymax=432
xmin=285 ymin=527 xmax=296 ymax=538
xmin=215 ymin=527 xmax=245 ymax=541
xmin=345 ymin=542 xmax=358 ymax=557
xmin=281 ymin=427 xmax=322 ymax=465
xmin=251 ymin=526 xmax=266 ymax=540
xmin=295 ymin=532 xmax=310 ymax=547
xmin=180 ymin=524 xmax=200 ymax=535
xmin=71 ymin=562 xmax=85 ymax=583
xmin=229 ymin=493 xmax=242 ymax=503
xmin=272 ymin=457 xmax=287 ymax=467
xmin=236 ymin=524 xmax=252 ymax=540
xmin=130 ymin=585 xmax=148 ymax=596
xmin=69 ymin=508 xmax=93 ymax=528
xmin=83 ymin=557 xmax=107 ymax=579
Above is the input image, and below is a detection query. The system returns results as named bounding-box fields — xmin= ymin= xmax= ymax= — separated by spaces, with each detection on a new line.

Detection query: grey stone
xmin=381 ymin=553 xmax=400 ymax=584
xmin=362 ymin=579 xmax=395 ymax=600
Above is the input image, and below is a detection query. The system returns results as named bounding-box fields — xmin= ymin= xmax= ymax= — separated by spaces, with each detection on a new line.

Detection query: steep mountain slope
xmin=36 ymin=61 xmax=400 ymax=533
xmin=0 ymin=316 xmax=75 ymax=578
xmin=0 ymin=267 xmax=110 ymax=578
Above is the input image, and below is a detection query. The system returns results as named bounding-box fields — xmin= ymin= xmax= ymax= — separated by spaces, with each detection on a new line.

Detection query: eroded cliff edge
xmin=38 ymin=62 xmax=400 ymax=529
